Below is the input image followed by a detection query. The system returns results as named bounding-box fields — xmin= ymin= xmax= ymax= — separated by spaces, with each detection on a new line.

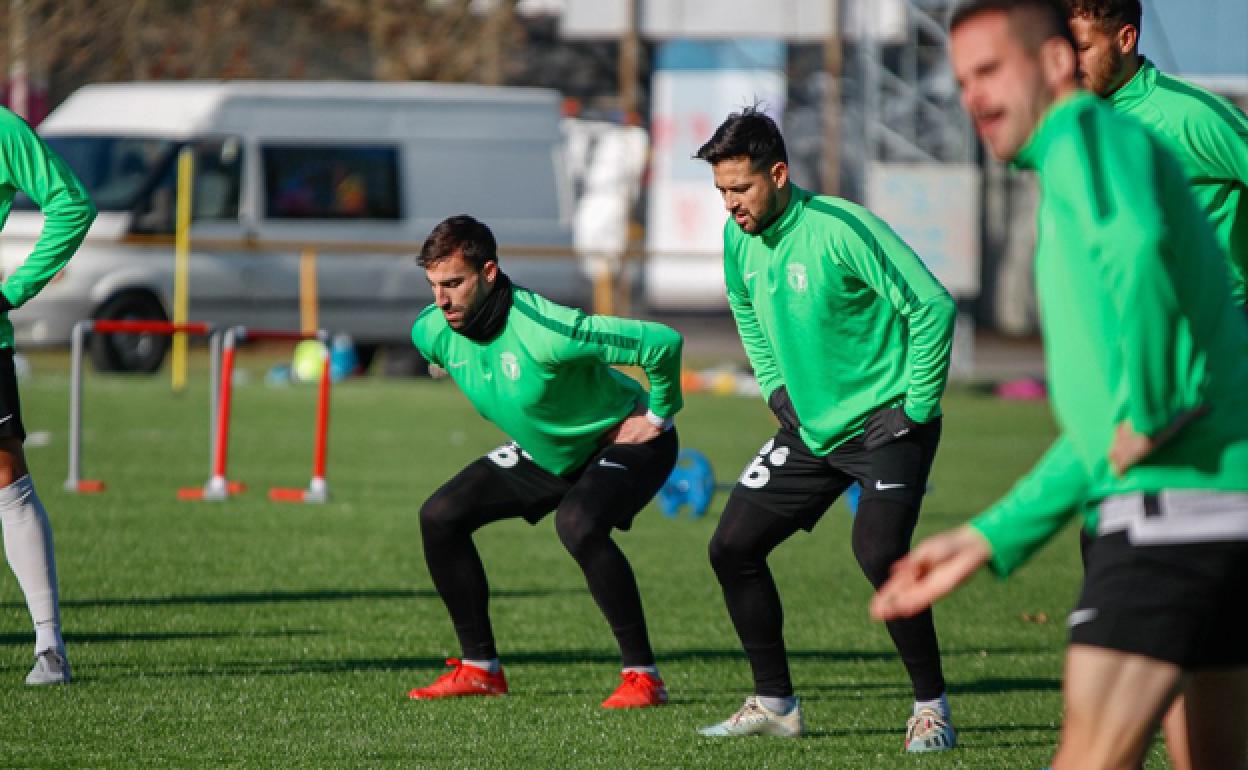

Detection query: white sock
xmin=622 ymin=665 xmax=659 ymax=678
xmin=914 ymin=693 xmax=950 ymax=718
xmin=462 ymin=658 xmax=499 ymax=673
xmin=0 ymin=475 xmax=64 ymax=654
xmin=759 ymin=695 xmax=798 ymax=715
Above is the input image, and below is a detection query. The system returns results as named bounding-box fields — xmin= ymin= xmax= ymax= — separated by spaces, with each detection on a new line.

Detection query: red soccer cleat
xmin=407 ymin=658 xmax=509 ymax=700
xmin=601 ymin=671 xmax=668 ymax=709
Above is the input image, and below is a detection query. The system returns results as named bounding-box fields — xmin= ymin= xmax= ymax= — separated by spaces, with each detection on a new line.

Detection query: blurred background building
xmin=1 ymin=0 xmax=1244 ymax=339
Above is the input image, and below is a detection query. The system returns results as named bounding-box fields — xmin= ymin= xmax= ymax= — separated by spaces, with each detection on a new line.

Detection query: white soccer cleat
xmin=26 ymin=648 xmax=71 ymax=686
xmin=905 ymin=706 xmax=956 ymax=752
xmin=698 ymin=695 xmax=804 ymax=738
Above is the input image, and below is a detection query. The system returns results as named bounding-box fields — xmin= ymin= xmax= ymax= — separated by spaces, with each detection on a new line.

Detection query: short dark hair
xmin=694 ymin=106 xmax=788 ymax=171
xmin=951 ymin=0 xmax=1077 ymax=52
xmin=418 ymin=215 xmax=497 ymax=270
xmin=1064 ymin=0 xmax=1142 ymax=32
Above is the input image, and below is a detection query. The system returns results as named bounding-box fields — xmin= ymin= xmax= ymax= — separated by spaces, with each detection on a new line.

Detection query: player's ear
xmin=1116 ymin=23 xmax=1139 ymax=56
xmin=1039 ymin=37 xmax=1077 ymax=92
xmin=769 ymin=160 xmax=788 ymax=189
xmin=482 ymin=259 xmax=500 ymax=284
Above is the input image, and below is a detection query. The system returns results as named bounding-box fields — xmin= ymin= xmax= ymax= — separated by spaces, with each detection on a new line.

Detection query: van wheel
xmin=89 ymin=291 xmax=171 ymax=373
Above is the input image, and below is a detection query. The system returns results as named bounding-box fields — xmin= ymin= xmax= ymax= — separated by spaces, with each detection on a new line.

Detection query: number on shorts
xmin=739 ymin=438 xmax=790 ymax=489
xmin=487 ymin=442 xmax=531 ymax=469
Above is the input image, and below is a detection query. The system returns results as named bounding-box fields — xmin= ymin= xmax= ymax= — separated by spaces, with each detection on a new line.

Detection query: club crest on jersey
xmin=500 ymin=352 xmax=521 ymax=381
xmin=786 ymin=263 xmax=808 ymax=293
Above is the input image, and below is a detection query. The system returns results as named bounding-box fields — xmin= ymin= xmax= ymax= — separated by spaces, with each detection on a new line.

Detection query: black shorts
xmin=1071 ymin=530 xmax=1248 ymax=669
xmin=463 ymin=428 xmax=678 ymax=531
xmin=727 ymin=419 xmax=941 ymax=529
xmin=0 ymin=349 xmax=25 ymax=441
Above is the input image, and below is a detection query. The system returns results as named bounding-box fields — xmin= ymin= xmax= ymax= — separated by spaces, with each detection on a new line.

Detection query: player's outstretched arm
xmin=869 ymin=526 xmax=992 ymax=621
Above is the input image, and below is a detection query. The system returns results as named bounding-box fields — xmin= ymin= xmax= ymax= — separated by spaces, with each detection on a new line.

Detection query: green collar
xmin=759 ymin=184 xmax=809 ymax=243
xmin=1014 ymin=91 xmax=1098 ymax=171
xmin=1108 ymin=57 xmax=1157 ymax=112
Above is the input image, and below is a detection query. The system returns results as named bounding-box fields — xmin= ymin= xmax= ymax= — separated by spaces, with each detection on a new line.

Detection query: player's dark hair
xmin=1064 ymin=0 xmax=1142 ymax=32
xmin=419 ymin=214 xmax=498 ymax=270
xmin=950 ymin=0 xmax=1077 ymax=52
xmin=695 ymin=106 xmax=788 ymax=172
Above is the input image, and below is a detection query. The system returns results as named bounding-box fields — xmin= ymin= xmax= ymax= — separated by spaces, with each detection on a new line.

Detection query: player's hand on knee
xmin=862 ymin=405 xmax=921 ymax=451
xmin=870 ymin=526 xmax=992 ymax=621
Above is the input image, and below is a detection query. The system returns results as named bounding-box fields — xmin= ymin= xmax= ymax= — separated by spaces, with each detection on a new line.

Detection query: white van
xmin=1 ymin=81 xmax=582 ymax=371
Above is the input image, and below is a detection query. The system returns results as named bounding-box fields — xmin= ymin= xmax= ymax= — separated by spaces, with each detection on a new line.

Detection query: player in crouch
xmin=694 ymin=108 xmax=959 ymax=751
xmin=407 ymin=215 xmax=683 ymax=708
xmin=871 ymin=2 xmax=1248 ymax=769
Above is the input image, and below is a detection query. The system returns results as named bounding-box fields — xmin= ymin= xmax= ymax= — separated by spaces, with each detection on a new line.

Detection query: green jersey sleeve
xmin=724 ymin=222 xmax=784 ymax=402
xmin=1189 ymin=97 xmax=1248 ymax=186
xmin=970 ymin=435 xmax=1091 ymax=576
xmin=410 ymin=306 xmax=445 ymax=369
xmin=0 ymin=109 xmax=96 ymax=308
xmin=541 ymin=309 xmax=685 ymax=420
xmin=1061 ymin=109 xmax=1198 ymax=437
xmin=828 ymin=210 xmax=956 ymax=424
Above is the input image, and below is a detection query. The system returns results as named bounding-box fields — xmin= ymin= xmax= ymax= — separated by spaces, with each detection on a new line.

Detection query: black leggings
xmin=708 ymin=495 xmax=946 ymax=700
xmin=419 ymin=429 xmax=677 ymax=666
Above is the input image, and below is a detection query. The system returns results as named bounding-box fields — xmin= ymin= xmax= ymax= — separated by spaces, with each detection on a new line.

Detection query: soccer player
xmin=1068 ymin=4 xmax=1248 ymax=765
xmin=407 ymin=215 xmax=683 ymax=709
xmin=1067 ymin=0 xmax=1248 ymax=313
xmin=693 ymin=109 xmax=959 ymax=750
xmin=0 ymin=106 xmax=96 ymax=685
xmin=870 ymin=2 xmax=1248 ymax=769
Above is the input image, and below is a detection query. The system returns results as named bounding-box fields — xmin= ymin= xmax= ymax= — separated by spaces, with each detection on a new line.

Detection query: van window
xmin=130 ymin=138 xmax=244 ymax=235
xmin=262 ymin=145 xmax=401 ymax=220
xmin=15 ymin=137 xmax=175 ymax=211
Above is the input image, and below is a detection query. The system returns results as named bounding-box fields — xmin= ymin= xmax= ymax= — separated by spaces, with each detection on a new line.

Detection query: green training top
xmin=970 ymin=93 xmax=1248 ymax=576
xmin=1110 ymin=58 xmax=1248 ymax=305
xmin=0 ymin=107 xmax=96 ymax=349
xmin=411 ymin=285 xmax=684 ymax=476
xmin=724 ymin=184 xmax=956 ymax=455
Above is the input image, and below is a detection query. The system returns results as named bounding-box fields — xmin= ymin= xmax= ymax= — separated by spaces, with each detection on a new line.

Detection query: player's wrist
xmin=644 ymin=409 xmax=673 ymax=431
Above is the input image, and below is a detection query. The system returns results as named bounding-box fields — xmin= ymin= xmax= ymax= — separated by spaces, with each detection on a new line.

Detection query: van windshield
xmin=14 ymin=136 xmax=175 ymax=211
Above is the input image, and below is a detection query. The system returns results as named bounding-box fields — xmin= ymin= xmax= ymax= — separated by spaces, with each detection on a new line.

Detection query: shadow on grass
xmin=0 ymin=629 xmax=322 ymax=646
xmin=61 ymin=645 xmax=1056 ymax=683
xmin=1 ymin=586 xmax=581 ymax=610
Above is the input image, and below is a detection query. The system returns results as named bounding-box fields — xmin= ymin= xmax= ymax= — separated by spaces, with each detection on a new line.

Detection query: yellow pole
xmin=300 ymin=247 xmax=318 ymax=335
xmin=172 ymin=147 xmax=193 ymax=392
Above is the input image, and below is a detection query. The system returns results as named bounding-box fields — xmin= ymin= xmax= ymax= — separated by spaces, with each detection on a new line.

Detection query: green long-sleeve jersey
xmin=0 ymin=107 xmax=96 ymax=349
xmin=1109 ymin=58 xmax=1248 ymax=305
xmin=724 ymin=184 xmax=956 ymax=455
xmin=411 ymin=285 xmax=684 ymax=476
xmin=971 ymin=93 xmax=1248 ymax=576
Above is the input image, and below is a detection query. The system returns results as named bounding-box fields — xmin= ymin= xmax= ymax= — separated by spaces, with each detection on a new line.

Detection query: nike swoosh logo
xmin=744 ymin=271 xmax=759 ymax=281
xmin=874 ymin=480 xmax=906 ymax=490
xmin=0 ymin=415 xmax=11 ymax=425
xmin=447 ymin=361 xmax=468 ymax=369
xmin=598 ymin=459 xmax=629 ymax=470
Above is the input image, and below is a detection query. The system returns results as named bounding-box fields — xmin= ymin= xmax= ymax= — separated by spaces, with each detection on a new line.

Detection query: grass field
xmin=1 ymin=351 xmax=1173 ymax=768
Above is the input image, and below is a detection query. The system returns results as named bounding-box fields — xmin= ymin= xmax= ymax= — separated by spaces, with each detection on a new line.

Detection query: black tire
xmin=89 ymin=290 xmax=171 ymax=373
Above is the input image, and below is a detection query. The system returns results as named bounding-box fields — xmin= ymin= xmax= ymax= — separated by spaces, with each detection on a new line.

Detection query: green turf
xmin=1 ymin=352 xmax=1172 ymax=768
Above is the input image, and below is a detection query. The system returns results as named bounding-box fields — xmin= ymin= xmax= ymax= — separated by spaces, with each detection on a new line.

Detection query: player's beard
xmin=752 ymin=184 xmax=784 ymax=233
